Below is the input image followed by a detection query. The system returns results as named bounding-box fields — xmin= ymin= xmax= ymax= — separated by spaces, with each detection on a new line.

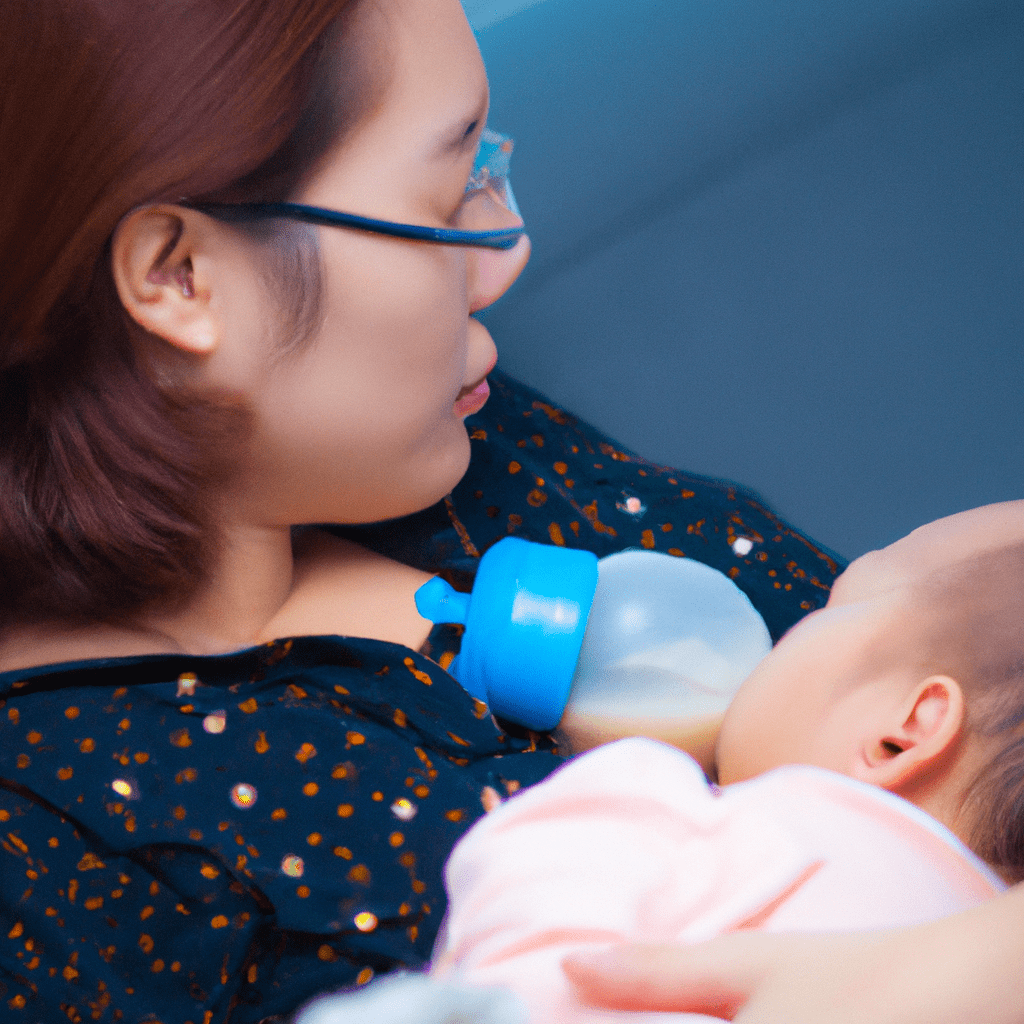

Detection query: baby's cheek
xmin=714 ymin=702 xmax=762 ymax=784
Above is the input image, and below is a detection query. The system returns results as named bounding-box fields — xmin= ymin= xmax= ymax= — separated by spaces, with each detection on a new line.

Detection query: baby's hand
xmin=480 ymin=785 xmax=503 ymax=812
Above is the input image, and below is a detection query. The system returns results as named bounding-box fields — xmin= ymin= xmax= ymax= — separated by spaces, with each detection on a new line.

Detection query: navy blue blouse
xmin=0 ymin=372 xmax=844 ymax=1023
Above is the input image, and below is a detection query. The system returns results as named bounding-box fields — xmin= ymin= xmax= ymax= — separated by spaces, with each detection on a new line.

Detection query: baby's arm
xmin=432 ymin=739 xmax=765 ymax=1022
xmin=292 ymin=740 xmax=719 ymax=1024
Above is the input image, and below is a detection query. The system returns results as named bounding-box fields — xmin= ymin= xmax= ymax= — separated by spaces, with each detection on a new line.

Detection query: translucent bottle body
xmin=414 ymin=539 xmax=771 ymax=734
xmin=568 ymin=549 xmax=772 ymax=721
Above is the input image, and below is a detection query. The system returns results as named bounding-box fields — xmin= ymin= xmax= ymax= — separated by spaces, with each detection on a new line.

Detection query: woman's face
xmin=236 ymin=0 xmax=530 ymax=526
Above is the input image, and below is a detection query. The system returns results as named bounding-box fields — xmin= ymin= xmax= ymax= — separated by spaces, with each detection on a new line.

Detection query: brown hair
xmin=0 ymin=0 xmax=374 ymax=624
xmin=913 ymin=543 xmax=1024 ymax=882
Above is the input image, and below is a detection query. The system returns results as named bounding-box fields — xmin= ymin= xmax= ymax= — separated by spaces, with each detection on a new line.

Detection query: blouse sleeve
xmin=0 ymin=636 xmax=563 ymax=1023
xmin=0 ymin=372 xmax=844 ymax=1023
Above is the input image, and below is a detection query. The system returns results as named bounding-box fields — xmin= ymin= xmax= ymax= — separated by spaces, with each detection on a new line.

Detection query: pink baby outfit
xmin=434 ymin=737 xmax=1004 ymax=1024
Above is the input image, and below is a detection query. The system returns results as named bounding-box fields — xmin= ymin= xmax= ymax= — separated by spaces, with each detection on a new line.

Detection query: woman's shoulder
xmin=0 ymin=531 xmax=436 ymax=674
xmin=261 ymin=530 xmax=436 ymax=650
xmin=0 ymin=619 xmax=180 ymax=674
xmin=0 ymin=629 xmax=565 ymax=1012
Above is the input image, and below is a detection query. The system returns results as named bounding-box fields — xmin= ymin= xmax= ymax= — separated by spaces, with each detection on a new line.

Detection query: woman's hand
xmin=562 ymin=881 xmax=1024 ymax=1024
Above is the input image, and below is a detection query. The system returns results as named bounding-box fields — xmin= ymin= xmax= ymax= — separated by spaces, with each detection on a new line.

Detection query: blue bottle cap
xmin=414 ymin=537 xmax=599 ymax=731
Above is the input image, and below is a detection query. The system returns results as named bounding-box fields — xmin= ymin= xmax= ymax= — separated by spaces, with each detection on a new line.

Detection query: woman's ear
xmin=855 ymin=675 xmax=965 ymax=792
xmin=111 ymin=206 xmax=222 ymax=355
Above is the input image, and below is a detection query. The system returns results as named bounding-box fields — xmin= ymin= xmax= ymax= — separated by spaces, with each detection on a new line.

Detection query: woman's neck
xmin=140 ymin=522 xmax=298 ymax=655
xmin=143 ymin=526 xmax=437 ymax=654
xmin=0 ymin=525 xmax=436 ymax=673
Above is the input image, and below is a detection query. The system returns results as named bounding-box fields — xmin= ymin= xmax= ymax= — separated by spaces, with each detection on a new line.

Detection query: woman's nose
xmin=468 ymin=232 xmax=531 ymax=313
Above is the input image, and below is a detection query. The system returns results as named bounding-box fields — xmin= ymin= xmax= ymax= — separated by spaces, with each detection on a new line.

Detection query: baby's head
xmin=716 ymin=500 xmax=1024 ymax=882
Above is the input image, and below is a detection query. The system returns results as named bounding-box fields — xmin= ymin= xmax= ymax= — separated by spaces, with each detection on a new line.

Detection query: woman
xmin=562 ymin=883 xmax=1024 ymax=1023
xmin=0 ymin=0 xmax=839 ymax=1020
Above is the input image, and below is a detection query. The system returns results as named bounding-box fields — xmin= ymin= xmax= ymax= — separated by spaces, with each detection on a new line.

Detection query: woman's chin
xmin=380 ymin=431 xmax=473 ymax=522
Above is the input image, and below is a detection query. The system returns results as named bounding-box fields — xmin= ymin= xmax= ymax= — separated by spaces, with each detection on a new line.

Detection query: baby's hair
xmin=915 ymin=541 xmax=1024 ymax=882
xmin=0 ymin=0 xmax=380 ymax=625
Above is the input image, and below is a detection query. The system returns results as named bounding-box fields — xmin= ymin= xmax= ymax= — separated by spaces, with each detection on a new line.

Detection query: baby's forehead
xmin=831 ymin=539 xmax=924 ymax=598
xmin=835 ymin=502 xmax=1024 ymax=600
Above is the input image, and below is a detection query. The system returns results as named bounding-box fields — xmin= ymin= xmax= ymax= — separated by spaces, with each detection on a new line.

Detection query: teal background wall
xmin=464 ymin=0 xmax=1023 ymax=559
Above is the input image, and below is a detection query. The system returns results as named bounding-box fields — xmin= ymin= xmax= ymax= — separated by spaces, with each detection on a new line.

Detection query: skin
xmin=714 ymin=501 xmax=1024 ymax=840
xmin=0 ymin=0 xmax=670 ymax=755
xmin=0 ymin=0 xmax=530 ymax=669
xmin=563 ymin=500 xmax=1024 ymax=1020
xmin=562 ymin=885 xmax=1024 ymax=1024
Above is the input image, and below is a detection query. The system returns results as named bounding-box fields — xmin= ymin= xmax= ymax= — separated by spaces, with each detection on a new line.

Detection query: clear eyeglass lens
xmin=463 ymin=128 xmax=521 ymax=221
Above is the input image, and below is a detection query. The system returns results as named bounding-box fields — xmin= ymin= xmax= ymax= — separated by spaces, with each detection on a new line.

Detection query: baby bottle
xmin=414 ymin=537 xmax=771 ymax=748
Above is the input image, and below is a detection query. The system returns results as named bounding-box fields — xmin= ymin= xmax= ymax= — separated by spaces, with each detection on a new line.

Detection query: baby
xmin=297 ymin=500 xmax=1024 ymax=1024
xmin=429 ymin=500 xmax=1024 ymax=1022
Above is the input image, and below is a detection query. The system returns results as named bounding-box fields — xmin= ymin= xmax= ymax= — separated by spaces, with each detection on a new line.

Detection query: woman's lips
xmin=454 ymin=377 xmax=490 ymax=417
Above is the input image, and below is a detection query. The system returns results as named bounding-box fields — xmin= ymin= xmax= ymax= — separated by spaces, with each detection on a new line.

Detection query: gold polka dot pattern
xmin=0 ymin=372 xmax=841 ymax=1020
xmin=442 ymin=371 xmax=843 ymax=644
xmin=0 ymin=630 xmax=563 ymax=1021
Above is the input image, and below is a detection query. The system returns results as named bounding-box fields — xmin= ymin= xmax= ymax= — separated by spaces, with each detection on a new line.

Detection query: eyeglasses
xmin=189 ymin=128 xmax=525 ymax=251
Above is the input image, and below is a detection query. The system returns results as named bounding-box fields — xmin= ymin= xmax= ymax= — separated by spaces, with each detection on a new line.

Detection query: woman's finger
xmin=561 ymin=936 xmax=775 ymax=1019
xmin=563 ymin=892 xmax=1024 ymax=1024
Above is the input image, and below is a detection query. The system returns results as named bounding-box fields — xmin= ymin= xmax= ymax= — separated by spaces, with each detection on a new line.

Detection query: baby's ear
xmin=855 ymin=676 xmax=965 ymax=792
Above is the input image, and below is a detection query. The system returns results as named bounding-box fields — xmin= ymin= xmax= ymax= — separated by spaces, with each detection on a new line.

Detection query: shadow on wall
xmin=463 ymin=0 xmax=549 ymax=30
xmin=466 ymin=0 xmax=1024 ymax=559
